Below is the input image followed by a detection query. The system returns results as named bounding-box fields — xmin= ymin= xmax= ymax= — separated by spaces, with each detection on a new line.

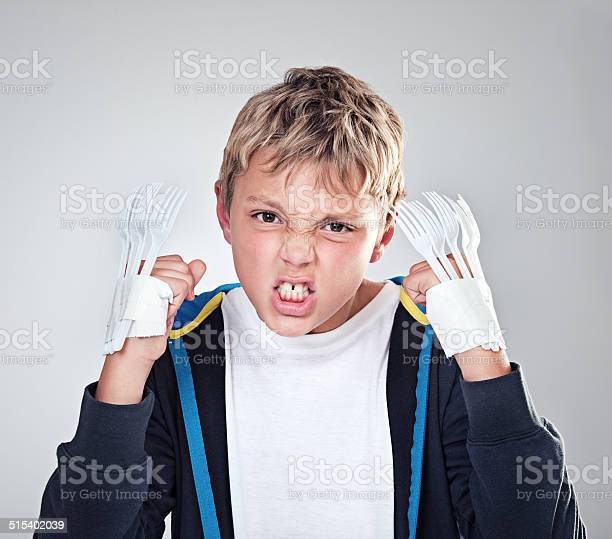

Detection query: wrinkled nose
xmin=280 ymin=230 xmax=315 ymax=269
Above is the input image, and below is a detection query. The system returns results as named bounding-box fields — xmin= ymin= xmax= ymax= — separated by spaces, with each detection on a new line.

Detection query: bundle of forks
xmin=103 ymin=183 xmax=187 ymax=356
xmin=391 ymin=192 xmax=507 ymax=356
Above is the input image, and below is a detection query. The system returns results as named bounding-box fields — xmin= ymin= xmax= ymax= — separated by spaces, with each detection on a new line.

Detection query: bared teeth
xmin=276 ymin=282 xmax=311 ymax=302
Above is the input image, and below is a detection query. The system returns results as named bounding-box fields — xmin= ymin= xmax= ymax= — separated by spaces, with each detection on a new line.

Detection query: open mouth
xmin=275 ymin=282 xmax=313 ymax=303
xmin=271 ymin=279 xmax=317 ymax=316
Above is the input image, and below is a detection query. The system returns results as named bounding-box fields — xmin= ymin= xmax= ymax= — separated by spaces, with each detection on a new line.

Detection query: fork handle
xmin=435 ymin=249 xmax=460 ymax=279
xmin=467 ymin=247 xmax=485 ymax=279
xmin=141 ymin=239 xmax=163 ymax=277
xmin=422 ymin=249 xmax=451 ymax=283
xmin=446 ymin=238 xmax=472 ymax=279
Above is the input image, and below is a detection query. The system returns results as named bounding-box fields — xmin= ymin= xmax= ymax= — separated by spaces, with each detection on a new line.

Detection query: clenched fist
xmin=96 ymin=254 xmax=206 ymax=404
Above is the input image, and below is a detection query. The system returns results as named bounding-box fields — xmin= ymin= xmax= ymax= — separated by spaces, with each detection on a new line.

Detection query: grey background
xmin=1 ymin=0 xmax=610 ymax=536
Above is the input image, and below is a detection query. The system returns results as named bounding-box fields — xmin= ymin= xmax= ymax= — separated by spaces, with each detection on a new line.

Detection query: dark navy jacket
xmin=37 ymin=278 xmax=587 ymax=538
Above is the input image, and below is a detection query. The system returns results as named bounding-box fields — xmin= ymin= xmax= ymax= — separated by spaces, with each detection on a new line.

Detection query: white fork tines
xmin=140 ymin=186 xmax=187 ymax=277
xmin=441 ymin=194 xmax=483 ymax=279
xmin=104 ymin=182 xmax=188 ymax=355
xmin=112 ymin=184 xmax=187 ymax=352
xmin=406 ymin=200 xmax=459 ymax=279
xmin=118 ymin=183 xmax=162 ymax=279
xmin=455 ymin=194 xmax=485 ymax=279
xmin=390 ymin=191 xmax=484 ymax=284
xmin=423 ymin=191 xmax=472 ymax=279
xmin=388 ymin=205 xmax=450 ymax=283
xmin=104 ymin=183 xmax=162 ymax=352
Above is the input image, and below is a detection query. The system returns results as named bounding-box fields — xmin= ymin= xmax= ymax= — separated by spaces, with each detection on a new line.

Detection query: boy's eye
xmin=253 ymin=211 xmax=281 ymax=224
xmin=322 ymin=221 xmax=354 ymax=233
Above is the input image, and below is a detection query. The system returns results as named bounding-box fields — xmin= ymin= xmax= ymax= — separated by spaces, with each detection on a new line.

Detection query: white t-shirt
xmin=221 ymin=279 xmax=401 ymax=539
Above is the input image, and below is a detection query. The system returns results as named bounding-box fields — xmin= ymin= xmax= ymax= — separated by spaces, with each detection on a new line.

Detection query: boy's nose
xmin=280 ymin=231 xmax=315 ymax=267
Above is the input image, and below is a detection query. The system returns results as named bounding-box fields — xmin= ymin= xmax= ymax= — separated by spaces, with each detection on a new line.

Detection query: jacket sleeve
xmin=35 ymin=363 xmax=176 ymax=538
xmin=439 ymin=343 xmax=587 ymax=538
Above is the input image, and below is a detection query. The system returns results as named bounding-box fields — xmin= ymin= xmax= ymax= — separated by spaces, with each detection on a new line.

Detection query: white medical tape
xmin=425 ymin=277 xmax=507 ymax=357
xmin=118 ymin=274 xmax=175 ymax=338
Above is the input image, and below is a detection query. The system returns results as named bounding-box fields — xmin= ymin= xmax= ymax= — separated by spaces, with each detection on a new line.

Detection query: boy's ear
xmin=370 ymin=222 xmax=395 ymax=263
xmin=214 ymin=180 xmax=232 ymax=244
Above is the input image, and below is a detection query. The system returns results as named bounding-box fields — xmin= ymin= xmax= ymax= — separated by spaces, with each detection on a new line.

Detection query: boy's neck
xmin=308 ymin=278 xmax=386 ymax=334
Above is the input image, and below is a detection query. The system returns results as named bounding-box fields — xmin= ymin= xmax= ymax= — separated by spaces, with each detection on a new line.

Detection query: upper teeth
xmin=276 ymin=282 xmax=310 ymax=301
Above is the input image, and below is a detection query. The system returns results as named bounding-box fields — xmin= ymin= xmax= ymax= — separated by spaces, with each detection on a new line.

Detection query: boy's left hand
xmin=402 ymin=255 xmax=511 ymax=382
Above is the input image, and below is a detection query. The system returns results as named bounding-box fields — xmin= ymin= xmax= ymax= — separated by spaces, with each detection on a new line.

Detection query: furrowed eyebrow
xmin=319 ymin=213 xmax=362 ymax=224
xmin=246 ymin=195 xmax=365 ymax=224
xmin=246 ymin=196 xmax=285 ymax=212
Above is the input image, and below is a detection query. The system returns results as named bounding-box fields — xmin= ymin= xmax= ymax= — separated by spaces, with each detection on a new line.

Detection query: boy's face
xmin=215 ymin=148 xmax=394 ymax=337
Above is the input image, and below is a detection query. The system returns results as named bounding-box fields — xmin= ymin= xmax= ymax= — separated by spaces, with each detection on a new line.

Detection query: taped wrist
xmin=425 ymin=277 xmax=507 ymax=357
xmin=119 ymin=275 xmax=174 ymax=338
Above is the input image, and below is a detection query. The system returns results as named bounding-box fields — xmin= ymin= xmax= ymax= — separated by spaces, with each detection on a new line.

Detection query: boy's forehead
xmin=236 ymin=150 xmax=377 ymax=217
xmin=238 ymin=180 xmax=378 ymax=219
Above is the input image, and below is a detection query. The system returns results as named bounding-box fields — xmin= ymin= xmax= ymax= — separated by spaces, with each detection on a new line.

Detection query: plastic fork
xmin=119 ymin=183 xmax=162 ymax=279
xmin=387 ymin=206 xmax=449 ymax=283
xmin=423 ymin=191 xmax=472 ymax=279
xmin=403 ymin=200 xmax=460 ymax=279
xmin=440 ymin=195 xmax=478 ymax=278
xmin=104 ymin=183 xmax=162 ymax=352
xmin=122 ymin=186 xmax=165 ymax=282
xmin=110 ymin=185 xmax=187 ymax=352
xmin=454 ymin=194 xmax=485 ymax=279
xmin=140 ymin=186 xmax=187 ymax=276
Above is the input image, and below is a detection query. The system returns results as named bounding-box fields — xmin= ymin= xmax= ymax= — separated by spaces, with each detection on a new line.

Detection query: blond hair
xmin=218 ymin=66 xmax=405 ymax=231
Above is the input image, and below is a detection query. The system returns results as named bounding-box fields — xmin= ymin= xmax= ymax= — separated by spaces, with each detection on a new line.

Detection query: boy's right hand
xmin=95 ymin=255 xmax=206 ymax=404
xmin=134 ymin=254 xmax=207 ymax=363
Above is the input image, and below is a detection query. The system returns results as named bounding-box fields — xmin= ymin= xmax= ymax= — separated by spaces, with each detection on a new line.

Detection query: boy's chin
xmin=263 ymin=313 xmax=315 ymax=337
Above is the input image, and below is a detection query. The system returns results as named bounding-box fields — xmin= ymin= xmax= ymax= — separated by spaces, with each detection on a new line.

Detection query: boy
xmin=38 ymin=67 xmax=586 ymax=538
